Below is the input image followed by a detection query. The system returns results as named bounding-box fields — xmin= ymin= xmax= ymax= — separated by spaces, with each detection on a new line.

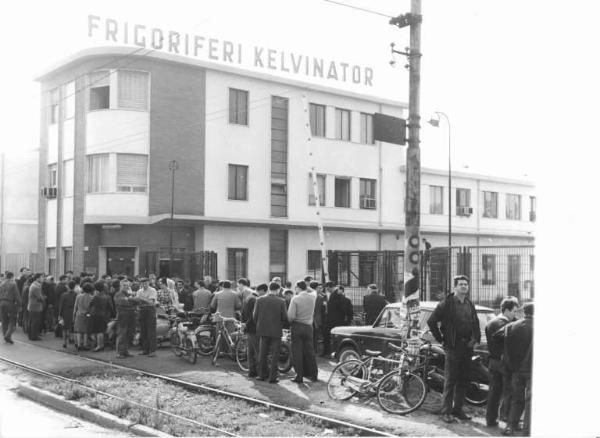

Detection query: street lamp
xmin=168 ymin=160 xmax=179 ymax=277
xmin=428 ymin=111 xmax=452 ymax=294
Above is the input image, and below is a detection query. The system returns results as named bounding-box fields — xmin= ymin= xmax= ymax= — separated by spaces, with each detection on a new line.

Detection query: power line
xmin=322 ymin=0 xmax=394 ymax=18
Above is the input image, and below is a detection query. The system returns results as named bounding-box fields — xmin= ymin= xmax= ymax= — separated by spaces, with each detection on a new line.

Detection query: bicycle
xmin=210 ymin=313 xmax=247 ymax=371
xmin=327 ymin=342 xmax=427 ymax=415
xmin=235 ymin=328 xmax=293 ymax=374
xmin=169 ymin=311 xmax=205 ymax=364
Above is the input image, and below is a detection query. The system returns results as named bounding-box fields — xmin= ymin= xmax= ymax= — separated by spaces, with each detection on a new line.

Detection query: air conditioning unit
xmin=41 ymin=187 xmax=58 ymax=199
xmin=361 ymin=197 xmax=376 ymax=209
xmin=529 ymin=211 xmax=536 ymax=222
xmin=457 ymin=206 xmax=473 ymax=216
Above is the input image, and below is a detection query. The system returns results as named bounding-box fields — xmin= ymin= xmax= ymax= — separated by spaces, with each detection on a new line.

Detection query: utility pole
xmin=390 ymin=0 xmax=422 ymax=349
xmin=168 ymin=160 xmax=179 ymax=277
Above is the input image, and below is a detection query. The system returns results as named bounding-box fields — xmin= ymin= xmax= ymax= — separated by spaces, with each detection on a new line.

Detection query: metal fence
xmin=143 ymin=251 xmax=218 ymax=282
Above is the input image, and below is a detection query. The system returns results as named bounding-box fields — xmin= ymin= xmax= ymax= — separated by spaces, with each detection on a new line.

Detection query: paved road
xmin=0 ymin=329 xmax=496 ymax=437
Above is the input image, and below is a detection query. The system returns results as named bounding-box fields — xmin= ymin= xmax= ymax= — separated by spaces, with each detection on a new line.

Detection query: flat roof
xmin=36 ymin=46 xmax=407 ymax=109
xmin=399 ymin=165 xmax=535 ymax=187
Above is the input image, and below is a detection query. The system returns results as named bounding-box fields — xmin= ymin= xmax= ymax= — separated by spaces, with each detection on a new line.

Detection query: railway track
xmin=0 ymin=340 xmax=397 ymax=437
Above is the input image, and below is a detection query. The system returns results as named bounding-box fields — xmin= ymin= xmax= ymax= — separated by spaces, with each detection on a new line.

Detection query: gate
xmin=143 ymin=251 xmax=218 ymax=281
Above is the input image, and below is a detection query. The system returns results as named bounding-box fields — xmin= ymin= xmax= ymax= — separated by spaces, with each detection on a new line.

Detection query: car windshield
xmin=477 ymin=311 xmax=495 ymax=330
xmin=375 ymin=306 xmax=407 ymax=329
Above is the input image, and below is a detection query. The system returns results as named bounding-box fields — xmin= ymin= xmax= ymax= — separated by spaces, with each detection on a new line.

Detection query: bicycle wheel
xmin=465 ymin=381 xmax=488 ymax=406
xmin=170 ymin=332 xmax=183 ymax=357
xmin=235 ymin=336 xmax=249 ymax=372
xmin=211 ymin=333 xmax=222 ymax=366
xmin=377 ymin=370 xmax=427 ymax=415
xmin=186 ymin=338 xmax=197 ymax=364
xmin=327 ymin=359 xmax=368 ymax=401
xmin=278 ymin=343 xmax=293 ymax=374
xmin=196 ymin=333 xmax=215 ymax=356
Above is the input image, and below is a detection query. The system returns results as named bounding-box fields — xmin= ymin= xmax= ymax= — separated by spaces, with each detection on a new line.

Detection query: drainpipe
xmin=377 ymin=103 xmax=383 ymax=251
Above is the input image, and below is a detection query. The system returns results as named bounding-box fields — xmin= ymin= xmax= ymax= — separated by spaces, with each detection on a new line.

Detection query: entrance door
xmin=106 ymin=247 xmax=136 ymax=277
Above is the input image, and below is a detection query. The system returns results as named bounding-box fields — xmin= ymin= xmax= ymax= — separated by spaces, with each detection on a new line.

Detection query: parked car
xmin=330 ymin=301 xmax=496 ymax=363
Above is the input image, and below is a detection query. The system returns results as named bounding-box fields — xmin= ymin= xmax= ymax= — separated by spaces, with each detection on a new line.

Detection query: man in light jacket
xmin=27 ymin=273 xmax=45 ymax=340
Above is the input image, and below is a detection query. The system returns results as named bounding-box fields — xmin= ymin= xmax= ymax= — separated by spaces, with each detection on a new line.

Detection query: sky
xmin=2 ymin=1 xmax=600 ymax=435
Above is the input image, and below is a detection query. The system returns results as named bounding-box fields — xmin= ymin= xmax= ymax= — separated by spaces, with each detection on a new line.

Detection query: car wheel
xmin=338 ymin=345 xmax=360 ymax=363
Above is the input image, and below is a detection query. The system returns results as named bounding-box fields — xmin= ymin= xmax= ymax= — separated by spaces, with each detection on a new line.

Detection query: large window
xmin=307 ymin=250 xmax=322 ymax=280
xmin=89 ymin=70 xmax=110 ymax=110
xmin=48 ymin=164 xmax=58 ymax=188
xmin=482 ymin=254 xmax=496 ymax=285
xmin=63 ymin=247 xmax=73 ymax=274
xmin=50 ymin=88 xmax=59 ymax=124
xmin=227 ymin=248 xmax=248 ymax=281
xmin=506 ymin=193 xmax=522 ymax=220
xmin=117 ymin=154 xmax=148 ymax=192
xmin=429 ymin=185 xmax=443 ymax=214
xmin=118 ymin=70 xmax=149 ymax=110
xmin=483 ymin=191 xmax=498 ymax=218
xmin=359 ymin=178 xmax=376 ymax=209
xmin=308 ymin=173 xmax=326 ymax=206
xmin=63 ymin=160 xmax=74 ymax=197
xmin=229 ymin=88 xmax=248 ymax=125
xmin=334 ymin=177 xmax=351 ymax=208
xmin=335 ymin=108 xmax=351 ymax=141
xmin=86 ymin=154 xmax=109 ymax=193
xmin=456 ymin=188 xmax=471 ymax=216
xmin=228 ymin=164 xmax=248 ymax=200
xmin=360 ymin=113 xmax=374 ymax=144
xmin=529 ymin=196 xmax=536 ymax=222
xmin=309 ymin=103 xmax=326 ymax=137
xmin=269 ymin=230 xmax=287 ymax=282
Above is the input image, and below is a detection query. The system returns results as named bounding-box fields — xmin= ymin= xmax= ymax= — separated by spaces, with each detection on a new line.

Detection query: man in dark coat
xmin=485 ymin=296 xmax=519 ymax=428
xmin=0 ymin=272 xmax=22 ymax=343
xmin=252 ymin=282 xmax=288 ymax=383
xmin=495 ymin=302 xmax=533 ymax=436
xmin=363 ymin=284 xmax=387 ymax=325
xmin=241 ymin=283 xmax=267 ymax=378
xmin=427 ymin=275 xmax=480 ymax=423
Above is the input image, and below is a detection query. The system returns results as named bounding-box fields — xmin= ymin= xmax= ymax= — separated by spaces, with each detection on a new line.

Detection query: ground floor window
xmin=227 ymin=248 xmax=248 ymax=281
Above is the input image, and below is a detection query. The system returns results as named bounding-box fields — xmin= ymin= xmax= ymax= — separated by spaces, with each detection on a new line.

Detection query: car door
xmin=362 ymin=306 xmax=406 ymax=354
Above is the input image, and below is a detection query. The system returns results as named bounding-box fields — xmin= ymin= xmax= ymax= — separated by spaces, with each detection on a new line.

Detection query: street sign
xmin=373 ymin=113 xmax=407 ymax=145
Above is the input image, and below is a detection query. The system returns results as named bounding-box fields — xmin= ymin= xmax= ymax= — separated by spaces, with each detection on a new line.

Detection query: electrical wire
xmin=322 ymin=0 xmax=394 ymax=18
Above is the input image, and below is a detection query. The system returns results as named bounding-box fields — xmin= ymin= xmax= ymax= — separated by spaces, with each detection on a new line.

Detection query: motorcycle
xmin=105 ymin=305 xmax=177 ymax=348
xmin=169 ymin=311 xmax=205 ymax=364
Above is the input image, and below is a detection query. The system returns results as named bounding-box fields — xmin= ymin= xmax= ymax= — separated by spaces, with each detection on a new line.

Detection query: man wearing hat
xmin=363 ymin=284 xmax=387 ymax=325
xmin=136 ymin=277 xmax=157 ymax=357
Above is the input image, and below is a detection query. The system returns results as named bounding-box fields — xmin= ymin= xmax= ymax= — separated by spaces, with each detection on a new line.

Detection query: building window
xmin=63 ymin=160 xmax=74 ymax=197
xmin=482 ymin=254 xmax=496 ymax=285
xmin=309 ymin=103 xmax=326 ymax=137
xmin=359 ymin=253 xmax=377 ymax=286
xmin=88 ymin=70 xmax=111 ymax=110
xmin=307 ymin=250 xmax=322 ymax=281
xmin=50 ymin=88 xmax=59 ymax=124
xmin=269 ymin=230 xmax=287 ymax=282
xmin=48 ymin=164 xmax=58 ymax=188
xmin=335 ymin=108 xmax=351 ymax=141
xmin=334 ymin=177 xmax=351 ymax=208
xmin=86 ymin=154 xmax=110 ymax=193
xmin=429 ymin=185 xmax=443 ymax=214
xmin=271 ymin=183 xmax=287 ymax=217
xmin=506 ymin=193 xmax=522 ymax=220
xmin=360 ymin=113 xmax=374 ymax=144
xmin=63 ymin=247 xmax=73 ymax=274
xmin=227 ymin=248 xmax=248 ymax=281
xmin=65 ymin=81 xmax=75 ymax=120
xmin=308 ymin=173 xmax=326 ymax=206
xmin=483 ymin=191 xmax=498 ymax=218
xmin=118 ymin=70 xmax=149 ymax=110
xmin=228 ymin=164 xmax=248 ymax=200
xmin=229 ymin=88 xmax=248 ymax=125
xmin=529 ymin=196 xmax=536 ymax=222
xmin=47 ymin=247 xmax=57 ymax=276
xmin=117 ymin=154 xmax=148 ymax=192
xmin=359 ymin=178 xmax=376 ymax=209
xmin=456 ymin=188 xmax=471 ymax=216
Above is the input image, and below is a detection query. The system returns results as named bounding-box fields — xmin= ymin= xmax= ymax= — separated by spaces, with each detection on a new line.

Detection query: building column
xmin=72 ymin=76 xmax=87 ymax=274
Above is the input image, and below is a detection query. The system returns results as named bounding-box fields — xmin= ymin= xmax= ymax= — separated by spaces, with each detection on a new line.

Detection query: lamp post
xmin=168 ymin=160 xmax=179 ymax=277
xmin=428 ymin=111 xmax=452 ymax=294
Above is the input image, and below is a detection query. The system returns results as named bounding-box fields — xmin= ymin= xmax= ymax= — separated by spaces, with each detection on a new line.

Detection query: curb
xmin=17 ymin=383 xmax=172 ymax=437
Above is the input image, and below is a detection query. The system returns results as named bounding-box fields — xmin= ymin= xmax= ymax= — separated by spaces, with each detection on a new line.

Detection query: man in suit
xmin=485 ymin=296 xmax=519 ymax=428
xmin=253 ymin=282 xmax=288 ymax=383
xmin=363 ymin=284 xmax=387 ymax=325
xmin=27 ymin=274 xmax=45 ymax=340
xmin=241 ymin=283 xmax=268 ymax=378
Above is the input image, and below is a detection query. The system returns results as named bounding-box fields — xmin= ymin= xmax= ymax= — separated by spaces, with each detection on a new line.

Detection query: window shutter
xmin=89 ymin=71 xmax=110 ymax=87
xmin=118 ymin=71 xmax=149 ymax=110
xmin=117 ymin=154 xmax=148 ymax=190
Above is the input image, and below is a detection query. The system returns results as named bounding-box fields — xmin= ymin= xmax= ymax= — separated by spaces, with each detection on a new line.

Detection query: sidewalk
xmin=1 ymin=328 xmax=493 ymax=437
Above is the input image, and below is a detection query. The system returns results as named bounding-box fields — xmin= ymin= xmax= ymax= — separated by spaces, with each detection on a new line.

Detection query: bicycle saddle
xmin=365 ymin=349 xmax=382 ymax=356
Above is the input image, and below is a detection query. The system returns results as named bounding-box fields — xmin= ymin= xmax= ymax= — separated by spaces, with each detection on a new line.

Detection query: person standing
xmin=27 ymin=274 xmax=45 ymax=341
xmin=192 ymin=280 xmax=213 ymax=314
xmin=210 ymin=280 xmax=242 ymax=319
xmin=114 ymin=278 xmax=139 ymax=359
xmin=312 ymin=281 xmax=327 ymax=355
xmin=55 ymin=275 xmax=69 ymax=328
xmin=363 ymin=284 xmax=387 ymax=325
xmin=57 ymin=280 xmax=77 ymax=348
xmin=237 ymin=278 xmax=253 ymax=303
xmin=287 ymin=281 xmax=318 ymax=383
xmin=176 ymin=279 xmax=193 ymax=311
xmin=496 ymin=303 xmax=534 ymax=436
xmin=324 ymin=286 xmax=346 ymax=353
xmin=73 ymin=282 xmax=94 ymax=350
xmin=136 ymin=277 xmax=158 ymax=357
xmin=427 ymin=275 xmax=480 ymax=423
xmin=485 ymin=296 xmax=519 ymax=428
xmin=89 ymin=281 xmax=113 ymax=352
xmin=339 ymin=286 xmax=354 ymax=325
xmin=253 ymin=282 xmax=288 ymax=383
xmin=0 ymin=272 xmax=22 ymax=344
xmin=41 ymin=275 xmax=57 ymax=334
xmin=241 ymin=283 xmax=267 ymax=378
xmin=156 ymin=278 xmax=173 ymax=307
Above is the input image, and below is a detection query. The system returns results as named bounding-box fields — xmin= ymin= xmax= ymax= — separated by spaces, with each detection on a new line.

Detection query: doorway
xmin=106 ymin=247 xmax=136 ymax=277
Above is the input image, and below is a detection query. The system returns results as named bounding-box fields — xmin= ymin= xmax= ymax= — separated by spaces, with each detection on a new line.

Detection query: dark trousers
xmin=486 ymin=358 xmax=512 ymax=424
xmin=0 ymin=302 xmax=17 ymax=340
xmin=138 ymin=306 xmax=156 ymax=353
xmin=291 ymin=322 xmax=318 ymax=380
xmin=116 ymin=310 xmax=135 ymax=355
xmin=441 ymin=345 xmax=473 ymax=414
xmin=258 ymin=336 xmax=281 ymax=381
xmin=246 ymin=333 xmax=259 ymax=376
xmin=28 ymin=310 xmax=43 ymax=340
xmin=508 ymin=372 xmax=531 ymax=431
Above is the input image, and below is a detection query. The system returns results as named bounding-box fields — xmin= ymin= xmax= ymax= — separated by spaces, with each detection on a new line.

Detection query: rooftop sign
xmin=88 ymin=15 xmax=374 ymax=87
